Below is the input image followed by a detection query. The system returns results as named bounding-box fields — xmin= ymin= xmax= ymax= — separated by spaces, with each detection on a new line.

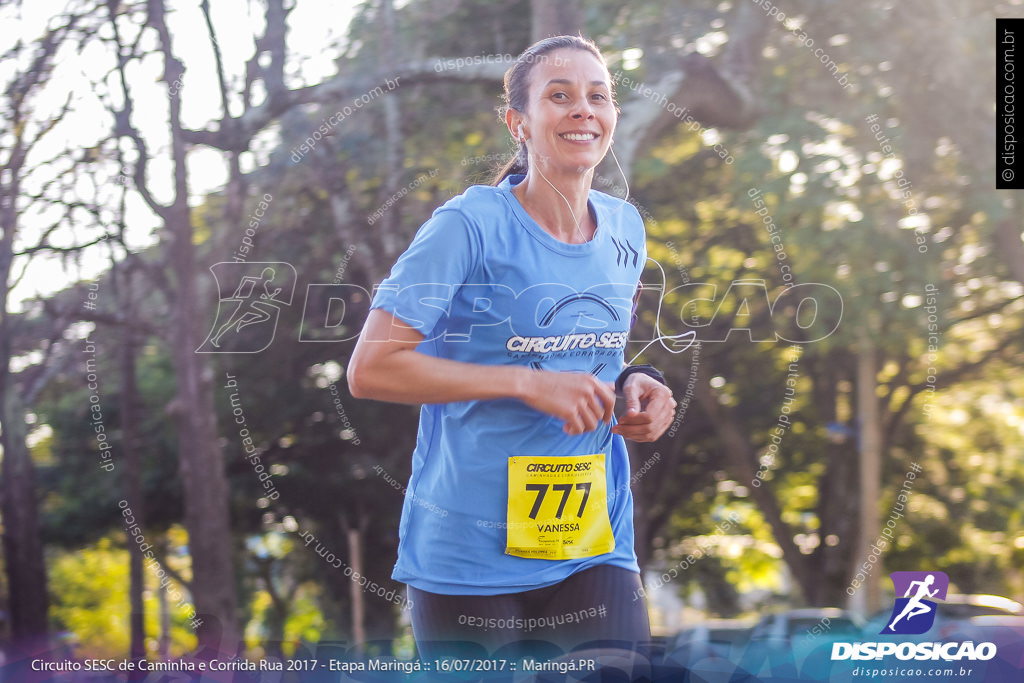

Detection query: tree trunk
xmin=0 ymin=385 xmax=49 ymax=657
xmin=693 ymin=375 xmax=812 ymax=601
xmin=812 ymin=434 xmax=860 ymax=606
xmin=347 ymin=525 xmax=366 ymax=654
xmin=0 ymin=105 xmax=49 ymax=658
xmin=530 ymin=0 xmax=584 ymax=41
xmin=167 ymin=217 xmax=239 ymax=652
xmin=158 ymin=544 xmax=171 ymax=660
xmin=257 ymin=557 xmax=288 ymax=661
xmin=147 ymin=0 xmax=240 ymax=652
xmin=374 ymin=0 xmax=406 ymax=259
xmin=852 ymin=338 xmax=883 ymax=616
xmin=994 ymin=213 xmax=1024 ymax=287
xmin=115 ymin=263 xmax=147 ymax=665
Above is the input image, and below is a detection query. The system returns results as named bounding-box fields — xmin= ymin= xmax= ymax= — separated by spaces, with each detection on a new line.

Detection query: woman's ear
xmin=506 ymin=108 xmax=525 ymax=142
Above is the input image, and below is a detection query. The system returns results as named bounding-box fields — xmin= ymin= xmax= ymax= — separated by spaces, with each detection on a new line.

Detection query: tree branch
xmin=180 ymin=59 xmax=509 ymax=152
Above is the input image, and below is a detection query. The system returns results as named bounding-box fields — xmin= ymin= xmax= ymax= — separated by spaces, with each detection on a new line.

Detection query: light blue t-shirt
xmin=370 ymin=174 xmax=647 ymax=595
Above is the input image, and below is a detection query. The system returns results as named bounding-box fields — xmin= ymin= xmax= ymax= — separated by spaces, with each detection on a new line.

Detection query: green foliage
xmin=617 ymin=0 xmax=1023 ymax=611
xmin=48 ymin=537 xmax=197 ymax=658
xmin=244 ymin=586 xmax=327 ymax=656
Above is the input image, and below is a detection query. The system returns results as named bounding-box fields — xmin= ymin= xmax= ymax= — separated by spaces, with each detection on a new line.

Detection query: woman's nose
xmin=571 ymin=99 xmax=595 ymax=120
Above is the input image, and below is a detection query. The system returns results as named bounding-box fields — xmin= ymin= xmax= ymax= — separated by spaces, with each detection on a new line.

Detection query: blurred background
xmin=0 ymin=0 xmax=1022 ymax=676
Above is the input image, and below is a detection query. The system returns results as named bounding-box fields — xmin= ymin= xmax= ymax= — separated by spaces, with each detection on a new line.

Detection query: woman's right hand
xmin=520 ymin=370 xmax=616 ymax=435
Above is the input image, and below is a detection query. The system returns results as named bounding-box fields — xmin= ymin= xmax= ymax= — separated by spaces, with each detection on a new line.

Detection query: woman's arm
xmin=347 ymin=309 xmax=616 ymax=435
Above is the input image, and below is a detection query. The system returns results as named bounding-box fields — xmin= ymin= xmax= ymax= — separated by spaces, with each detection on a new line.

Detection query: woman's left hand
xmin=611 ymin=373 xmax=676 ymax=442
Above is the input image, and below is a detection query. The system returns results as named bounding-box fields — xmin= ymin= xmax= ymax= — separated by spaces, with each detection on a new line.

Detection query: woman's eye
xmin=591 ymin=92 xmax=608 ymax=101
xmin=551 ymin=92 xmax=569 ymax=101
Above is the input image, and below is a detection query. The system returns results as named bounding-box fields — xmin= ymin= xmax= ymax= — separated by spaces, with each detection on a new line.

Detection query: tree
xmin=0 ymin=2 xmax=106 ymax=656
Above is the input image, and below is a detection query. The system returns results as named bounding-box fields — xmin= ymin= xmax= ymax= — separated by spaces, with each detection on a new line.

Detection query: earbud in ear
xmin=517 ymin=124 xmax=526 ymax=142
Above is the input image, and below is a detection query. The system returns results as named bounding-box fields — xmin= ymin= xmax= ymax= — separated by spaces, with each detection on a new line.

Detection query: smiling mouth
xmin=559 ymin=132 xmax=599 ymax=141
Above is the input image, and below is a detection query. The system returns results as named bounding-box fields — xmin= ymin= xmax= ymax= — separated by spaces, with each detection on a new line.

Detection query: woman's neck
xmin=512 ymin=168 xmax=595 ymax=244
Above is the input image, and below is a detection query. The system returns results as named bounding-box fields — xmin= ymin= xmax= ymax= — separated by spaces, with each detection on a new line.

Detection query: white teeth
xmin=560 ymin=133 xmax=598 ymax=141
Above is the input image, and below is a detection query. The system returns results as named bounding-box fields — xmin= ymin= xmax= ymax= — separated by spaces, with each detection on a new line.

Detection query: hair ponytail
xmin=492 ymin=140 xmax=529 ymax=184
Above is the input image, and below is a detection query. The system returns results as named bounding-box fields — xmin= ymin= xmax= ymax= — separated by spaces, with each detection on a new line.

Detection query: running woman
xmin=348 ymin=35 xmax=675 ymax=660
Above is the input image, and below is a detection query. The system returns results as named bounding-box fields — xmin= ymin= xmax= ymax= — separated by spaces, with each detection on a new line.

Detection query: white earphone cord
xmin=522 ymin=131 xmax=695 ymax=364
xmin=522 ymin=125 xmax=589 ymax=245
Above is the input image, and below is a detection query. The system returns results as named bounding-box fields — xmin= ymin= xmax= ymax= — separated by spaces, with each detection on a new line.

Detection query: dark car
xmin=749 ymin=608 xmax=863 ymax=643
xmin=666 ymin=618 xmax=756 ymax=661
xmin=737 ymin=609 xmax=863 ymax=678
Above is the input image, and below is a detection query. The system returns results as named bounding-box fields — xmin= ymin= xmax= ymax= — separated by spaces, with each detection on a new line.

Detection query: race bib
xmin=505 ymin=454 xmax=615 ymax=560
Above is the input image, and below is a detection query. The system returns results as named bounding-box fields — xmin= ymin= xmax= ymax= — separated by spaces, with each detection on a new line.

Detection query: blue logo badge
xmin=881 ymin=571 xmax=949 ymax=635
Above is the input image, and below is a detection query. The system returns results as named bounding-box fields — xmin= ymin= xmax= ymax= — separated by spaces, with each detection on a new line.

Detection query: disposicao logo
xmin=831 ymin=570 xmax=997 ymax=663
xmin=882 ymin=570 xmax=949 ymax=635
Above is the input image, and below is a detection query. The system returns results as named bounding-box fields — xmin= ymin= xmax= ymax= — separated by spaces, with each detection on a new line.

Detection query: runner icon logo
xmin=881 ymin=571 xmax=949 ymax=635
xmin=197 ymin=262 xmax=296 ymax=353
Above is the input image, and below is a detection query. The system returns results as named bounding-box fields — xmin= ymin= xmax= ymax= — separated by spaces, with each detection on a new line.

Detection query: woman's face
xmin=517 ymin=48 xmax=617 ymax=176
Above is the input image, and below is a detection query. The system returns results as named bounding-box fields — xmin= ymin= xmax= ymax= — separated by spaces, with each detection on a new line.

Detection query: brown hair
xmin=491 ymin=35 xmax=609 ymax=185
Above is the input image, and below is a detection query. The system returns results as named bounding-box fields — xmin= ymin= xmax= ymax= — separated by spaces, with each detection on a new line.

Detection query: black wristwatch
xmin=615 ymin=364 xmax=667 ymax=396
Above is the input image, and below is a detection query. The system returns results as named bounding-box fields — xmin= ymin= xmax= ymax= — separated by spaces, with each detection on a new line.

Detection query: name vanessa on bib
xmin=505 ymin=453 xmax=615 ymax=560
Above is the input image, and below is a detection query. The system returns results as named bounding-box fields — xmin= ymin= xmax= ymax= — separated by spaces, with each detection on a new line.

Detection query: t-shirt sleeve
xmin=370 ymin=208 xmax=478 ymax=337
